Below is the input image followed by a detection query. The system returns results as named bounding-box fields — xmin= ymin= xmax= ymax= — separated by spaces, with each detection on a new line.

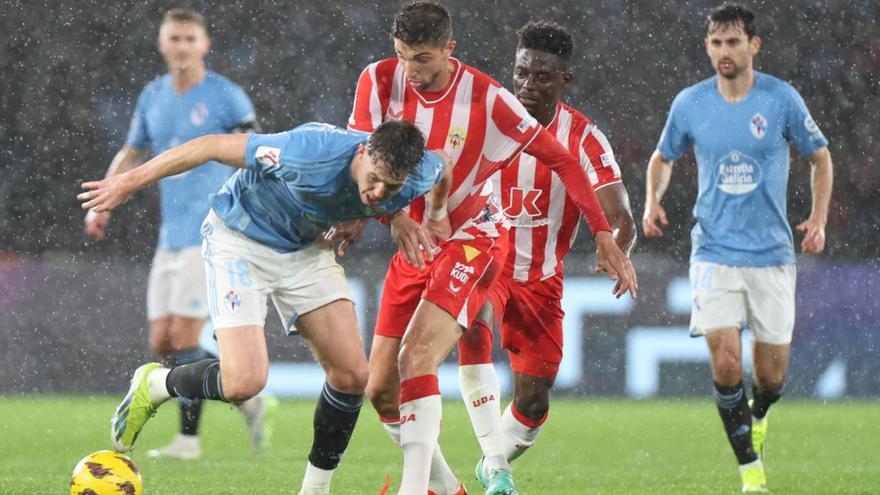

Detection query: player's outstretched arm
xmin=525 ymin=128 xmax=638 ymax=298
xmin=79 ymin=134 xmax=249 ymax=213
xmin=796 ymin=146 xmax=833 ymax=254
xmin=83 ymin=145 xmax=144 ymax=240
xmin=642 ymin=150 xmax=675 ymax=238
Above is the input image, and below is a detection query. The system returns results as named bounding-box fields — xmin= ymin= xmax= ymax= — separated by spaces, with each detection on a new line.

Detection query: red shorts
xmin=485 ymin=273 xmax=565 ymax=379
xmin=374 ymin=229 xmax=509 ymax=338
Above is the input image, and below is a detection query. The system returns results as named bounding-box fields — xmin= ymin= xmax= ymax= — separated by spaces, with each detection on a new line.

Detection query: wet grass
xmin=0 ymin=396 xmax=877 ymax=494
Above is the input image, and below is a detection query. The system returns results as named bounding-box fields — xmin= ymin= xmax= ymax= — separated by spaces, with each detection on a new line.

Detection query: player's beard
xmin=716 ymin=60 xmax=741 ymax=80
xmin=415 ymin=68 xmax=443 ymax=92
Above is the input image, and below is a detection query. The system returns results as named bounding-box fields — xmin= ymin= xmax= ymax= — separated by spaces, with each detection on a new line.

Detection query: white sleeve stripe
xmin=368 ymin=63 xmax=383 ymax=130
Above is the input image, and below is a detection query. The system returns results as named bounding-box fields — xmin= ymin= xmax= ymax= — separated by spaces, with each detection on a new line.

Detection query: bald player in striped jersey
xmin=457 ymin=21 xmax=636 ymax=491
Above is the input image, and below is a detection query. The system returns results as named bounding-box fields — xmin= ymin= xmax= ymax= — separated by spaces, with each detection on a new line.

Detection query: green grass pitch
xmin=0 ymin=396 xmax=877 ymax=494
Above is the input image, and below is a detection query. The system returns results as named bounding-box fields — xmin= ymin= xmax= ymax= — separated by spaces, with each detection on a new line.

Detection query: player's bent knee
xmin=326 ymin=367 xmax=368 ymax=395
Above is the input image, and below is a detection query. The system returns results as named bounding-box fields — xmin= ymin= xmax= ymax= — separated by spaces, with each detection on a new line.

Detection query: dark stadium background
xmin=1 ymin=0 xmax=877 ymax=397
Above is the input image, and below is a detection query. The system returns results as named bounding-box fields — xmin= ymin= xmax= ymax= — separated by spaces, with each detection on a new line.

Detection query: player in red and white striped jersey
xmin=350 ymin=4 xmax=637 ymax=494
xmin=456 ymin=21 xmax=637 ymax=490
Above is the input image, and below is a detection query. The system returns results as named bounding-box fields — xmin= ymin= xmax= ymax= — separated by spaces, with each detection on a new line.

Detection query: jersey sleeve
xmin=782 ymin=85 xmax=829 ymax=156
xmin=224 ymin=84 xmax=258 ymax=132
xmin=656 ymin=91 xmax=691 ymax=161
xmin=244 ymin=131 xmax=295 ymax=178
xmin=348 ymin=62 xmax=387 ymax=133
xmin=124 ymin=89 xmax=150 ymax=149
xmin=484 ymin=87 xmax=541 ymax=165
xmin=580 ymin=125 xmax=623 ymax=191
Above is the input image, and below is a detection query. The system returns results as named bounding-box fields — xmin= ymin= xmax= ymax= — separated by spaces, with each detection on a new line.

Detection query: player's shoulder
xmin=755 ymin=71 xmax=803 ymax=102
xmin=140 ymin=74 xmax=170 ymax=97
xmin=459 ymin=59 xmax=503 ymax=89
xmin=674 ymin=76 xmax=716 ymax=105
xmin=558 ymin=101 xmax=593 ymax=128
xmin=203 ymin=70 xmax=247 ymax=94
xmin=361 ymin=58 xmax=400 ymax=80
xmin=286 ymin=122 xmax=366 ymax=156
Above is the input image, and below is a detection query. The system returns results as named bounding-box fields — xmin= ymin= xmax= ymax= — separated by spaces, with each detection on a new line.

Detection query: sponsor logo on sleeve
xmin=600 ymin=152 xmax=617 ymax=167
xmin=516 ymin=116 xmax=537 ymax=133
xmin=255 ymin=146 xmax=282 ymax=170
xmin=804 ymin=115 xmax=824 ymax=141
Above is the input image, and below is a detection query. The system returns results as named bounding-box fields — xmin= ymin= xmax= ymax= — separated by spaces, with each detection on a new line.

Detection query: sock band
xmin=321 ymin=382 xmax=364 ymax=413
xmin=458 ymin=319 xmax=494 ymax=365
xmin=400 ymin=375 xmax=440 ymax=404
xmin=511 ymin=401 xmax=548 ymax=428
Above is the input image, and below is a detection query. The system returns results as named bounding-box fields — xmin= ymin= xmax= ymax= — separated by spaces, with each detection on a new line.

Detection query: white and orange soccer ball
xmin=70 ymin=450 xmax=143 ymax=495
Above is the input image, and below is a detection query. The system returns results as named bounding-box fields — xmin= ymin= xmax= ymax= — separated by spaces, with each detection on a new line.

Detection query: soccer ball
xmin=70 ymin=450 xmax=143 ymax=495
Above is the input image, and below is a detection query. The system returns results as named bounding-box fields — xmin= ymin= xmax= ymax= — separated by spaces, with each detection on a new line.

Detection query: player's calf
xmin=299 ymin=382 xmax=364 ymax=495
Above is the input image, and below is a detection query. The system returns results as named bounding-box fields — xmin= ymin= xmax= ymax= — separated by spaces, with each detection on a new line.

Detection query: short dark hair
xmin=516 ymin=20 xmax=574 ymax=62
xmin=163 ymin=8 xmax=207 ymax=30
xmin=707 ymin=3 xmax=758 ymax=39
xmin=392 ymin=1 xmax=452 ymax=47
xmin=367 ymin=120 xmax=426 ymax=181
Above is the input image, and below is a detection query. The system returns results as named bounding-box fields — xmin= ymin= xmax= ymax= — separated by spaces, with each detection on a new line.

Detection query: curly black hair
xmin=516 ymin=20 xmax=573 ymax=61
xmin=392 ymin=1 xmax=452 ymax=47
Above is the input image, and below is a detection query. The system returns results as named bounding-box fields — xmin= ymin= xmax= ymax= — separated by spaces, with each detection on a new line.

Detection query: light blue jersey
xmin=658 ymin=72 xmax=828 ymax=266
xmin=209 ymin=123 xmax=446 ymax=253
xmin=126 ymin=70 xmax=256 ymax=250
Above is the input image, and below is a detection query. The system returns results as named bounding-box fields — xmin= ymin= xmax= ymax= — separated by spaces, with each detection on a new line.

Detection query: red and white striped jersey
xmin=348 ymin=57 xmax=541 ymax=234
xmin=492 ymin=102 xmax=622 ymax=283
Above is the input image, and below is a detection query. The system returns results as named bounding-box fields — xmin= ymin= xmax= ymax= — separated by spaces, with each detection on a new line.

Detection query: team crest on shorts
xmin=749 ymin=113 xmax=768 ymax=139
xmin=224 ymin=290 xmax=242 ymax=312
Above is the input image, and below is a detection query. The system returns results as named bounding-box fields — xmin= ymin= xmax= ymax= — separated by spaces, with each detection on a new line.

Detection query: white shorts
xmin=201 ymin=210 xmax=353 ymax=334
xmin=147 ymin=246 xmax=209 ymax=320
xmin=689 ymin=261 xmax=796 ymax=345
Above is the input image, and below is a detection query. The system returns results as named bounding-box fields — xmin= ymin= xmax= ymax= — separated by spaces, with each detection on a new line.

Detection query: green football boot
xmin=484 ymin=468 xmax=518 ymax=495
xmin=750 ymin=401 xmax=769 ymax=460
xmin=111 ymin=363 xmax=168 ymax=452
xmin=740 ymin=463 xmax=768 ymax=493
xmin=475 ymin=456 xmax=489 ymax=489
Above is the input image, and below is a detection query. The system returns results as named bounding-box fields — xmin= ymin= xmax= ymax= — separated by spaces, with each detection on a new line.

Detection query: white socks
xmin=383 ymin=420 xmax=460 ymax=494
xmin=299 ymin=461 xmax=334 ymax=495
xmin=147 ymin=367 xmax=172 ymax=403
xmin=459 ymin=364 xmax=509 ymax=472
xmin=501 ymin=403 xmax=543 ymax=462
xmin=399 ymin=395 xmax=443 ymax=494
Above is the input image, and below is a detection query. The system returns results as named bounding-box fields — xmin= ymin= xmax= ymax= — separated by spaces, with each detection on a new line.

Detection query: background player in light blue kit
xmin=82 ymin=7 xmax=270 ymax=460
xmin=641 ymin=3 xmax=833 ymax=492
xmin=79 ymin=119 xmax=452 ymax=495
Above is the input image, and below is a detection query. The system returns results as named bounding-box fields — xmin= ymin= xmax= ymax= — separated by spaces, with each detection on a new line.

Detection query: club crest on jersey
xmin=749 ymin=113 xmax=768 ymax=139
xmin=255 ymin=146 xmax=282 ymax=170
xmin=223 ymin=290 xmax=242 ymax=312
xmin=717 ymin=150 xmax=763 ymax=195
xmin=447 ymin=126 xmax=467 ymax=149
xmin=191 ymin=103 xmax=209 ymax=126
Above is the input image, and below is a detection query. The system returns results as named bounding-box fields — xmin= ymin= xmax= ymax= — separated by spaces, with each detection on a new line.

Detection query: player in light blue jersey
xmin=642 ymin=4 xmax=833 ymax=492
xmin=80 ymin=119 xmax=452 ymax=495
xmin=82 ymin=8 xmax=270 ymax=461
